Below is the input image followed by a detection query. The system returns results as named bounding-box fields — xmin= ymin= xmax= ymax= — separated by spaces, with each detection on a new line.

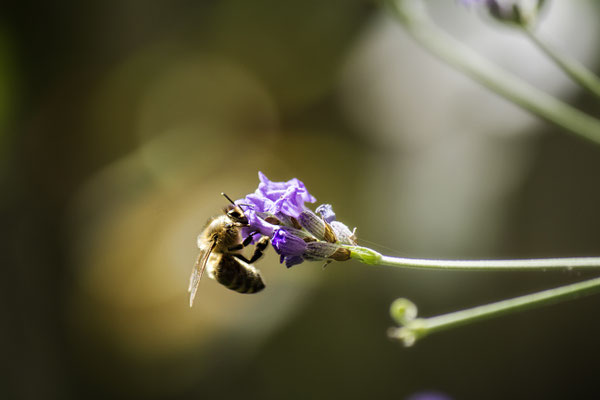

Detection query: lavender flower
xmin=256 ymin=172 xmax=316 ymax=216
xmin=271 ymin=228 xmax=307 ymax=267
xmin=236 ymin=172 xmax=357 ymax=267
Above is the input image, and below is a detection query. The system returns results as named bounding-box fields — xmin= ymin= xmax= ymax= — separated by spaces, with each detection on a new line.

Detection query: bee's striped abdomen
xmin=215 ymin=255 xmax=265 ymax=294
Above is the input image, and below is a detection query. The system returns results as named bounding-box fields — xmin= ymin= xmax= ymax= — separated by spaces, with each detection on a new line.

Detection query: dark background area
xmin=2 ymin=1 xmax=599 ymax=399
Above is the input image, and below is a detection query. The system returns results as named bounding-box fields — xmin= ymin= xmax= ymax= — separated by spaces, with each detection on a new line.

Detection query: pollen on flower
xmin=236 ymin=172 xmax=357 ymax=267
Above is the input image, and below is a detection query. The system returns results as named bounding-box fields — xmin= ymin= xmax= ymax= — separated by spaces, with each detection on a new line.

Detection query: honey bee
xmin=188 ymin=193 xmax=269 ymax=306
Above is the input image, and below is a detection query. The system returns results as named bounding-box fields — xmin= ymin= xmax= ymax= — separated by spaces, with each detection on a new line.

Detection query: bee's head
xmin=224 ymin=204 xmax=248 ymax=225
xmin=221 ymin=193 xmax=249 ymax=226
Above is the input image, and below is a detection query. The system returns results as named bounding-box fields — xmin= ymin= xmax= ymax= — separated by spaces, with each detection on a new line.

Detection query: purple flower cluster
xmin=236 ymin=172 xmax=357 ymax=267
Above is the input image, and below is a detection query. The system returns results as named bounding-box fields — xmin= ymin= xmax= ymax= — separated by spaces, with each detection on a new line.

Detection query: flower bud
xmin=298 ymin=209 xmax=326 ymax=240
xmin=330 ymin=221 xmax=357 ymax=245
xmin=390 ymin=298 xmax=418 ymax=325
xmin=303 ymin=242 xmax=339 ymax=260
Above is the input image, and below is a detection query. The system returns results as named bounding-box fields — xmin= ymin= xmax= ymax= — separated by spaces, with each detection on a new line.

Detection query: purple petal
xmin=244 ymin=209 xmax=277 ymax=237
xmin=284 ymin=255 xmax=304 ymax=268
xmin=257 ymin=172 xmax=316 ymax=216
xmin=316 ymin=204 xmax=336 ymax=223
xmin=242 ymin=193 xmax=271 ymax=213
xmin=271 ymin=228 xmax=307 ymax=258
xmin=272 ymin=187 xmax=303 ymax=217
xmin=271 ymin=228 xmax=308 ymax=268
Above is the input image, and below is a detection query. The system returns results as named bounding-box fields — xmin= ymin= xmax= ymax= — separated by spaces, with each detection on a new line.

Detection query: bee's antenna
xmin=222 ymin=193 xmax=253 ymax=210
xmin=221 ymin=192 xmax=237 ymax=206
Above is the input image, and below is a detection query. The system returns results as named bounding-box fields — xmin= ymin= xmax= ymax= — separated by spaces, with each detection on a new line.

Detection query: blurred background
xmin=2 ymin=0 xmax=600 ymax=399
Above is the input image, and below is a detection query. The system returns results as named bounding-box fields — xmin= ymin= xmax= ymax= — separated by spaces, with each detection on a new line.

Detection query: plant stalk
xmin=386 ymin=0 xmax=600 ymax=145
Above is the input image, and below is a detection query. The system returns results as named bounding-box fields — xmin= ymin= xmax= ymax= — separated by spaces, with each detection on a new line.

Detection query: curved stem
xmin=389 ymin=276 xmax=600 ymax=345
xmin=386 ymin=0 xmax=600 ymax=145
xmin=523 ymin=26 xmax=600 ymax=99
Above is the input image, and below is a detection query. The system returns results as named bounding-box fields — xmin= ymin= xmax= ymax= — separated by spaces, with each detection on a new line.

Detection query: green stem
xmin=523 ymin=26 xmax=600 ymax=99
xmin=378 ymin=254 xmax=600 ymax=271
xmin=345 ymin=245 xmax=600 ymax=271
xmin=385 ymin=0 xmax=600 ymax=145
xmin=389 ymin=276 xmax=600 ymax=346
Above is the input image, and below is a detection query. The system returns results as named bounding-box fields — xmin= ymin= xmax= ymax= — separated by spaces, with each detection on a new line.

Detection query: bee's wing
xmin=188 ymin=240 xmax=217 ymax=307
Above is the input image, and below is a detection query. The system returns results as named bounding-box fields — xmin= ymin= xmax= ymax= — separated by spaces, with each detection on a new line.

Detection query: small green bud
xmin=390 ymin=298 xmax=418 ymax=325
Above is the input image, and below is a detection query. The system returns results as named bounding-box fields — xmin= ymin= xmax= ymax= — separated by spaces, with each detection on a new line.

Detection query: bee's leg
xmin=230 ymin=236 xmax=269 ymax=264
xmin=247 ymin=236 xmax=269 ymax=264
xmin=228 ymin=231 xmax=259 ymax=251
xmin=232 ymin=253 xmax=252 ymax=263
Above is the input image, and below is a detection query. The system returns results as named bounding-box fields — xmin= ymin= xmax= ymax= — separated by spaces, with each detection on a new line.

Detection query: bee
xmin=188 ymin=193 xmax=269 ymax=306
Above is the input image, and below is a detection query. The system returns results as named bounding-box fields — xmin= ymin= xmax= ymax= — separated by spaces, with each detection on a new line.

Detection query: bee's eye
xmin=224 ymin=205 xmax=248 ymax=225
xmin=227 ymin=208 xmax=246 ymax=222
